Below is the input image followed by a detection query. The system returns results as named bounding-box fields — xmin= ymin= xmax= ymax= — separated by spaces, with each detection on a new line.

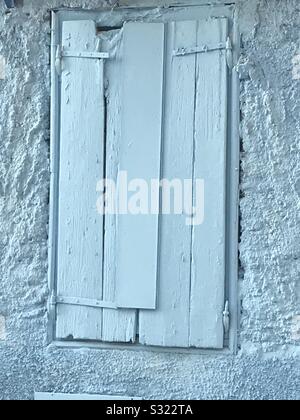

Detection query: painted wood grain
xmin=115 ymin=23 xmax=165 ymax=310
xmin=139 ymin=21 xmax=197 ymax=347
xmin=228 ymin=17 xmax=241 ymax=353
xmin=48 ymin=11 xmax=60 ymax=344
xmin=101 ymin=29 xmax=137 ymax=343
xmin=56 ymin=20 xmax=105 ymax=340
xmin=189 ymin=18 xmax=228 ymax=349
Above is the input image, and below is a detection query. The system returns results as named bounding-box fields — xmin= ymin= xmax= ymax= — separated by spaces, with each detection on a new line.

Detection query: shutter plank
xmin=56 ymin=21 xmax=104 ymax=340
xmin=115 ymin=23 xmax=165 ymax=310
xmin=139 ymin=21 xmax=197 ymax=347
xmin=189 ymin=18 xmax=228 ymax=349
xmin=101 ymin=29 xmax=137 ymax=343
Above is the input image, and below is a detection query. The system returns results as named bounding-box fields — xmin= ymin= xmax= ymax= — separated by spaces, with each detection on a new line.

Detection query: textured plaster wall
xmin=0 ymin=0 xmax=299 ymax=400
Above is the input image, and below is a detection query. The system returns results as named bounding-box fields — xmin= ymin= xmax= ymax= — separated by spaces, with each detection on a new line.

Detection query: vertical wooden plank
xmin=139 ymin=22 xmax=197 ymax=347
xmin=101 ymin=29 xmax=137 ymax=343
xmin=228 ymin=17 xmax=240 ymax=353
xmin=115 ymin=23 xmax=165 ymax=310
xmin=56 ymin=21 xmax=104 ymax=340
xmin=189 ymin=18 xmax=228 ymax=349
xmin=48 ymin=10 xmax=59 ymax=344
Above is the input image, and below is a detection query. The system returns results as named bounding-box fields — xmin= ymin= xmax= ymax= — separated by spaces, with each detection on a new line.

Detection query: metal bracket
xmin=55 ymin=45 xmax=110 ymax=76
xmin=52 ymin=295 xmax=118 ymax=310
xmin=223 ymin=300 xmax=230 ymax=334
xmin=174 ymin=37 xmax=234 ymax=71
xmin=225 ymin=37 xmax=233 ymax=72
xmin=174 ymin=42 xmax=227 ymax=57
xmin=47 ymin=291 xmax=57 ymax=321
xmin=62 ymin=51 xmax=110 ymax=60
xmin=55 ymin=45 xmax=62 ymax=76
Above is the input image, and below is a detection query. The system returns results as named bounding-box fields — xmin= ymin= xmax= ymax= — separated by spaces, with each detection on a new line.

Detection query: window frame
xmin=48 ymin=3 xmax=240 ymax=354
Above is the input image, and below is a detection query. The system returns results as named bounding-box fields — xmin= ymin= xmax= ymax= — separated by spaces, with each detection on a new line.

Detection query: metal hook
xmin=55 ymin=45 xmax=62 ymax=76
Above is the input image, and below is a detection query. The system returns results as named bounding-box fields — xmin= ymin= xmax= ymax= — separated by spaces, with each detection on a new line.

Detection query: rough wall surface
xmin=0 ymin=0 xmax=299 ymax=400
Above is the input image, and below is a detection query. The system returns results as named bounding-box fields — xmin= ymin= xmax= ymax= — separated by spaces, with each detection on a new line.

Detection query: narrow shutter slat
xmin=139 ymin=21 xmax=197 ymax=347
xmin=189 ymin=18 xmax=228 ymax=349
xmin=115 ymin=23 xmax=165 ymax=310
xmin=56 ymin=21 xmax=105 ymax=340
xmin=101 ymin=29 xmax=137 ymax=343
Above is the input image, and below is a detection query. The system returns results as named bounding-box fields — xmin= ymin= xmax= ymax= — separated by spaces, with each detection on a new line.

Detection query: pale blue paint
xmin=53 ymin=12 xmax=230 ymax=348
xmin=139 ymin=20 xmax=198 ymax=348
xmin=140 ymin=18 xmax=228 ymax=349
xmin=115 ymin=22 xmax=165 ymax=311
xmin=190 ymin=17 xmax=228 ymax=349
xmin=56 ymin=20 xmax=105 ymax=340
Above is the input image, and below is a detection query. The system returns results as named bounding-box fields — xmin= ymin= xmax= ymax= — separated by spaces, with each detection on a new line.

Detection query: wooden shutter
xmin=56 ymin=21 xmax=105 ymax=340
xmin=115 ymin=23 xmax=165 ymax=310
xmin=54 ymin=17 xmax=228 ymax=348
xmin=139 ymin=18 xmax=228 ymax=349
xmin=55 ymin=21 xmax=165 ymax=342
xmin=189 ymin=18 xmax=228 ymax=349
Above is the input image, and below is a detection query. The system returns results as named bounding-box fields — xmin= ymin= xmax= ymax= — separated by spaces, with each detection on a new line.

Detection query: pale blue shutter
xmin=189 ymin=18 xmax=228 ymax=349
xmin=54 ymin=17 xmax=228 ymax=349
xmin=139 ymin=18 xmax=228 ymax=349
xmin=56 ymin=21 xmax=106 ymax=340
xmin=55 ymin=20 xmax=165 ymax=342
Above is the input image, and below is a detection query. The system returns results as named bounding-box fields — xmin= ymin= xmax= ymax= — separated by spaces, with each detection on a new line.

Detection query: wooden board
xmin=189 ymin=18 xmax=228 ymax=349
xmin=101 ymin=28 xmax=137 ymax=343
xmin=115 ymin=23 xmax=165 ymax=310
xmin=140 ymin=18 xmax=228 ymax=349
xmin=139 ymin=21 xmax=197 ymax=347
xmin=54 ymin=16 xmax=229 ymax=348
xmin=56 ymin=20 xmax=105 ymax=340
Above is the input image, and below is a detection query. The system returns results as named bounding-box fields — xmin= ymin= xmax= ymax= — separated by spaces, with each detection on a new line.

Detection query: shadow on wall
xmin=3 ymin=0 xmax=15 ymax=8
xmin=4 ymin=0 xmax=26 ymax=9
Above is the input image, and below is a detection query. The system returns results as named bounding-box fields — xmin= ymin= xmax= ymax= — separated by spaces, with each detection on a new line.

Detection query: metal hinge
xmin=174 ymin=42 xmax=227 ymax=57
xmin=225 ymin=37 xmax=233 ymax=72
xmin=223 ymin=300 xmax=230 ymax=334
xmin=50 ymin=294 xmax=118 ymax=310
xmin=62 ymin=51 xmax=110 ymax=60
xmin=55 ymin=45 xmax=62 ymax=76
xmin=47 ymin=291 xmax=56 ymax=317
xmin=55 ymin=45 xmax=110 ymax=76
xmin=173 ymin=37 xmax=234 ymax=71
